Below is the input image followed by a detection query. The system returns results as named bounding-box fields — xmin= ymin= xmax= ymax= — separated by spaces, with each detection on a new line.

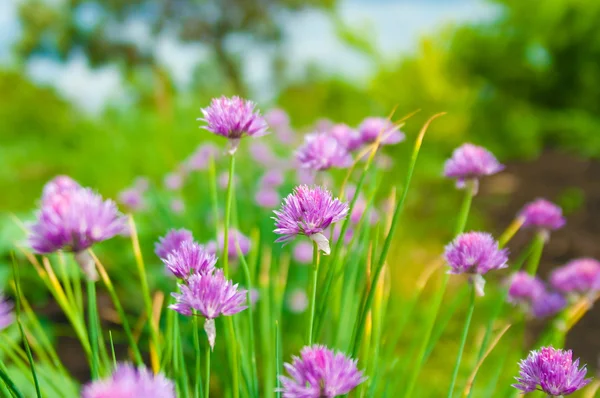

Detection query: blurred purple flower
xmin=184 ymin=143 xmax=221 ymax=171
xmin=550 ymin=258 xmax=600 ymax=296
xmin=0 ymin=293 xmax=14 ymax=331
xmin=260 ymin=170 xmax=285 ymax=188
xmin=82 ymin=363 xmax=175 ymax=398
xmin=255 ymin=188 xmax=281 ymax=209
xmin=532 ymin=291 xmax=567 ymax=319
xmin=513 ymin=346 xmax=590 ymax=396
xmin=287 ymin=289 xmax=309 ymax=313
xmin=170 ymin=269 xmax=247 ymax=349
xmin=42 ymin=175 xmax=81 ymax=201
xmin=164 ymin=172 xmax=184 ymax=191
xmin=278 ymin=345 xmax=366 ymax=397
xmin=29 ymin=186 xmax=127 ymax=280
xmin=118 ymin=187 xmax=146 ymax=212
xmin=519 ymin=198 xmax=566 ymax=232
xmin=133 ymin=177 xmax=150 ymax=192
xmin=265 ymin=108 xmax=290 ymax=128
xmin=329 ymin=123 xmax=362 ymax=151
xmin=250 ymin=141 xmax=277 ymax=166
xmin=273 ymin=185 xmax=349 ymax=255
xmin=293 ymin=241 xmax=314 ymax=264
xmin=296 ymin=169 xmax=315 ymax=185
xmin=443 ymin=143 xmax=504 ymax=193
xmin=296 ymin=133 xmax=352 ymax=171
xmin=155 ymin=228 xmax=194 ymax=260
xmin=198 ymin=96 xmax=268 ymax=154
xmin=507 ymin=271 xmax=546 ymax=305
xmin=315 ymin=118 xmax=333 ymax=132
xmin=162 ymin=240 xmax=216 ymax=279
xmin=218 ymin=171 xmax=239 ymax=189
xmin=170 ymin=198 xmax=185 ymax=214
xmin=249 ymin=288 xmax=259 ymax=308
xmin=358 ymin=117 xmax=405 ymax=146
xmin=444 ymin=232 xmax=509 ymax=296
xmin=209 ymin=228 xmax=251 ymax=261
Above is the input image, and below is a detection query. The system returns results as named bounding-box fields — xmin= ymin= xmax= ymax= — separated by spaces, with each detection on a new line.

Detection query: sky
xmin=0 ymin=0 xmax=497 ymax=114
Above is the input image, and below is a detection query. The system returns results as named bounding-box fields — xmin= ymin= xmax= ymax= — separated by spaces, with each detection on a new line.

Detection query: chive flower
xmin=278 ymin=345 xmax=366 ymax=397
xmin=184 ymin=143 xmax=220 ymax=171
xmin=273 ymin=185 xmax=349 ymax=255
xmin=169 ymin=269 xmax=247 ymax=349
xmin=532 ymin=291 xmax=567 ymax=319
xmin=155 ymin=228 xmax=194 ymax=260
xmin=296 ymin=132 xmax=352 ymax=171
xmin=358 ymin=117 xmax=405 ymax=145
xmin=329 ymin=123 xmax=362 ymax=151
xmin=255 ymin=188 xmax=281 ymax=209
xmin=162 ymin=240 xmax=216 ymax=279
xmin=0 ymin=293 xmax=14 ymax=331
xmin=29 ymin=184 xmax=127 ymax=281
xmin=519 ymin=198 xmax=566 ymax=233
xmin=550 ymin=258 xmax=600 ymax=297
xmin=443 ymin=143 xmax=504 ymax=193
xmin=507 ymin=271 xmax=546 ymax=305
xmin=513 ymin=346 xmax=591 ymax=396
xmin=82 ymin=363 xmax=175 ymax=398
xmin=444 ymin=232 xmax=509 ymax=296
xmin=42 ymin=175 xmax=80 ymax=200
xmin=207 ymin=228 xmax=251 ymax=261
xmin=198 ymin=96 xmax=268 ymax=154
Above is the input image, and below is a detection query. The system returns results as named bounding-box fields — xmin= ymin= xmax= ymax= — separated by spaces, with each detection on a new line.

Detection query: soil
xmin=481 ymin=150 xmax=600 ymax=370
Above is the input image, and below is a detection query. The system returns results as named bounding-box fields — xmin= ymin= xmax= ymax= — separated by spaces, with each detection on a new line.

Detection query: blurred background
xmin=1 ymin=0 xmax=600 ymax=395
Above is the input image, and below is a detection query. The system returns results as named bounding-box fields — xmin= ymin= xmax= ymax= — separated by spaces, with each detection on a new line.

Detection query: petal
xmin=309 ymin=233 xmax=330 ymax=255
xmin=74 ymin=250 xmax=98 ymax=281
xmin=204 ymin=318 xmax=216 ymax=350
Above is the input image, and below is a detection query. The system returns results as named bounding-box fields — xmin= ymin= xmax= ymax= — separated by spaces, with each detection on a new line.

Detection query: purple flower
xmin=250 ymin=141 xmax=277 ymax=166
xmin=82 ymin=363 xmax=175 ymax=398
xmin=184 ymin=143 xmax=220 ymax=171
xmin=133 ymin=177 xmax=150 ymax=192
xmin=164 ymin=172 xmax=184 ymax=191
xmin=255 ymin=188 xmax=281 ymax=209
xmin=513 ymin=346 xmax=591 ymax=396
xmin=532 ymin=291 xmax=567 ymax=319
xmin=169 ymin=269 xmax=247 ymax=348
xmin=273 ymin=185 xmax=349 ymax=255
xmin=443 ymin=143 xmax=504 ymax=193
xmin=0 ymin=293 xmax=14 ymax=331
xmin=218 ymin=171 xmax=239 ymax=189
xmin=42 ymin=175 xmax=81 ymax=201
xmin=519 ymin=198 xmax=566 ymax=232
xmin=278 ymin=345 xmax=366 ymax=397
xmin=329 ymin=123 xmax=362 ymax=151
xmin=170 ymin=198 xmax=185 ymax=214
xmin=162 ymin=240 xmax=216 ymax=279
xmin=29 ymin=186 xmax=127 ymax=280
xmin=550 ymin=258 xmax=600 ymax=296
xmin=208 ymin=228 xmax=251 ymax=261
xmin=358 ymin=117 xmax=405 ymax=145
xmin=155 ymin=228 xmax=194 ymax=260
xmin=260 ymin=170 xmax=285 ymax=188
xmin=296 ymin=133 xmax=352 ymax=171
xmin=265 ymin=108 xmax=290 ymax=128
xmin=293 ymin=241 xmax=314 ymax=264
xmin=287 ymin=288 xmax=309 ymax=313
xmin=444 ymin=232 xmax=509 ymax=296
xmin=118 ymin=187 xmax=145 ymax=212
xmin=198 ymin=96 xmax=268 ymax=154
xmin=507 ymin=272 xmax=546 ymax=305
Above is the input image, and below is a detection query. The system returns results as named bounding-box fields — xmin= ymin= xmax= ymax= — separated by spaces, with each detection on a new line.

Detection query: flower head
xmin=250 ymin=141 xmax=277 ymax=167
xmin=329 ymin=123 xmax=362 ymax=151
xmin=29 ymin=186 xmax=127 ymax=280
xmin=532 ymin=291 xmax=567 ymax=319
xmin=199 ymin=96 xmax=268 ymax=154
xmin=278 ymin=345 xmax=366 ymax=397
xmin=443 ymin=143 xmax=504 ymax=192
xmin=118 ymin=187 xmax=146 ymax=212
xmin=260 ymin=170 xmax=285 ymax=188
xmin=155 ymin=228 xmax=194 ymax=260
xmin=550 ymin=258 xmax=600 ymax=296
xmin=0 ymin=293 xmax=14 ymax=331
xmin=287 ymin=289 xmax=309 ymax=313
xmin=82 ymin=363 xmax=175 ymax=398
xmin=296 ymin=132 xmax=352 ymax=171
xmin=507 ymin=272 xmax=546 ymax=305
xmin=273 ymin=185 xmax=349 ymax=255
xmin=184 ymin=143 xmax=220 ymax=171
xmin=519 ymin=199 xmax=566 ymax=231
xmin=444 ymin=232 xmax=509 ymax=296
xmin=255 ymin=188 xmax=281 ymax=209
xmin=42 ymin=175 xmax=81 ymax=201
xmin=513 ymin=346 xmax=591 ymax=396
xmin=164 ymin=172 xmax=184 ymax=191
xmin=208 ymin=228 xmax=251 ymax=260
xmin=169 ymin=269 xmax=247 ymax=348
xmin=358 ymin=117 xmax=405 ymax=145
xmin=293 ymin=241 xmax=314 ymax=264
xmin=162 ymin=241 xmax=216 ymax=279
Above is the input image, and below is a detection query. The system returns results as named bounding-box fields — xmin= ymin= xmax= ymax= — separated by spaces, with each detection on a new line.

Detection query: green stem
xmin=205 ymin=347 xmax=211 ymax=398
xmin=351 ymin=114 xmax=445 ymax=357
xmin=307 ymin=242 xmax=320 ymax=345
xmin=447 ymin=286 xmax=476 ymax=398
xmin=238 ymin=250 xmax=258 ymax=397
xmin=525 ymin=231 xmax=546 ymax=275
xmin=87 ymin=279 xmax=100 ymax=379
xmin=223 ymin=154 xmax=235 ymax=277
xmin=0 ymin=363 xmax=23 ymax=398
xmin=276 ymin=320 xmax=281 ymax=398
xmin=402 ymin=181 xmax=474 ymax=397
xmin=194 ymin=315 xmax=202 ymax=398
